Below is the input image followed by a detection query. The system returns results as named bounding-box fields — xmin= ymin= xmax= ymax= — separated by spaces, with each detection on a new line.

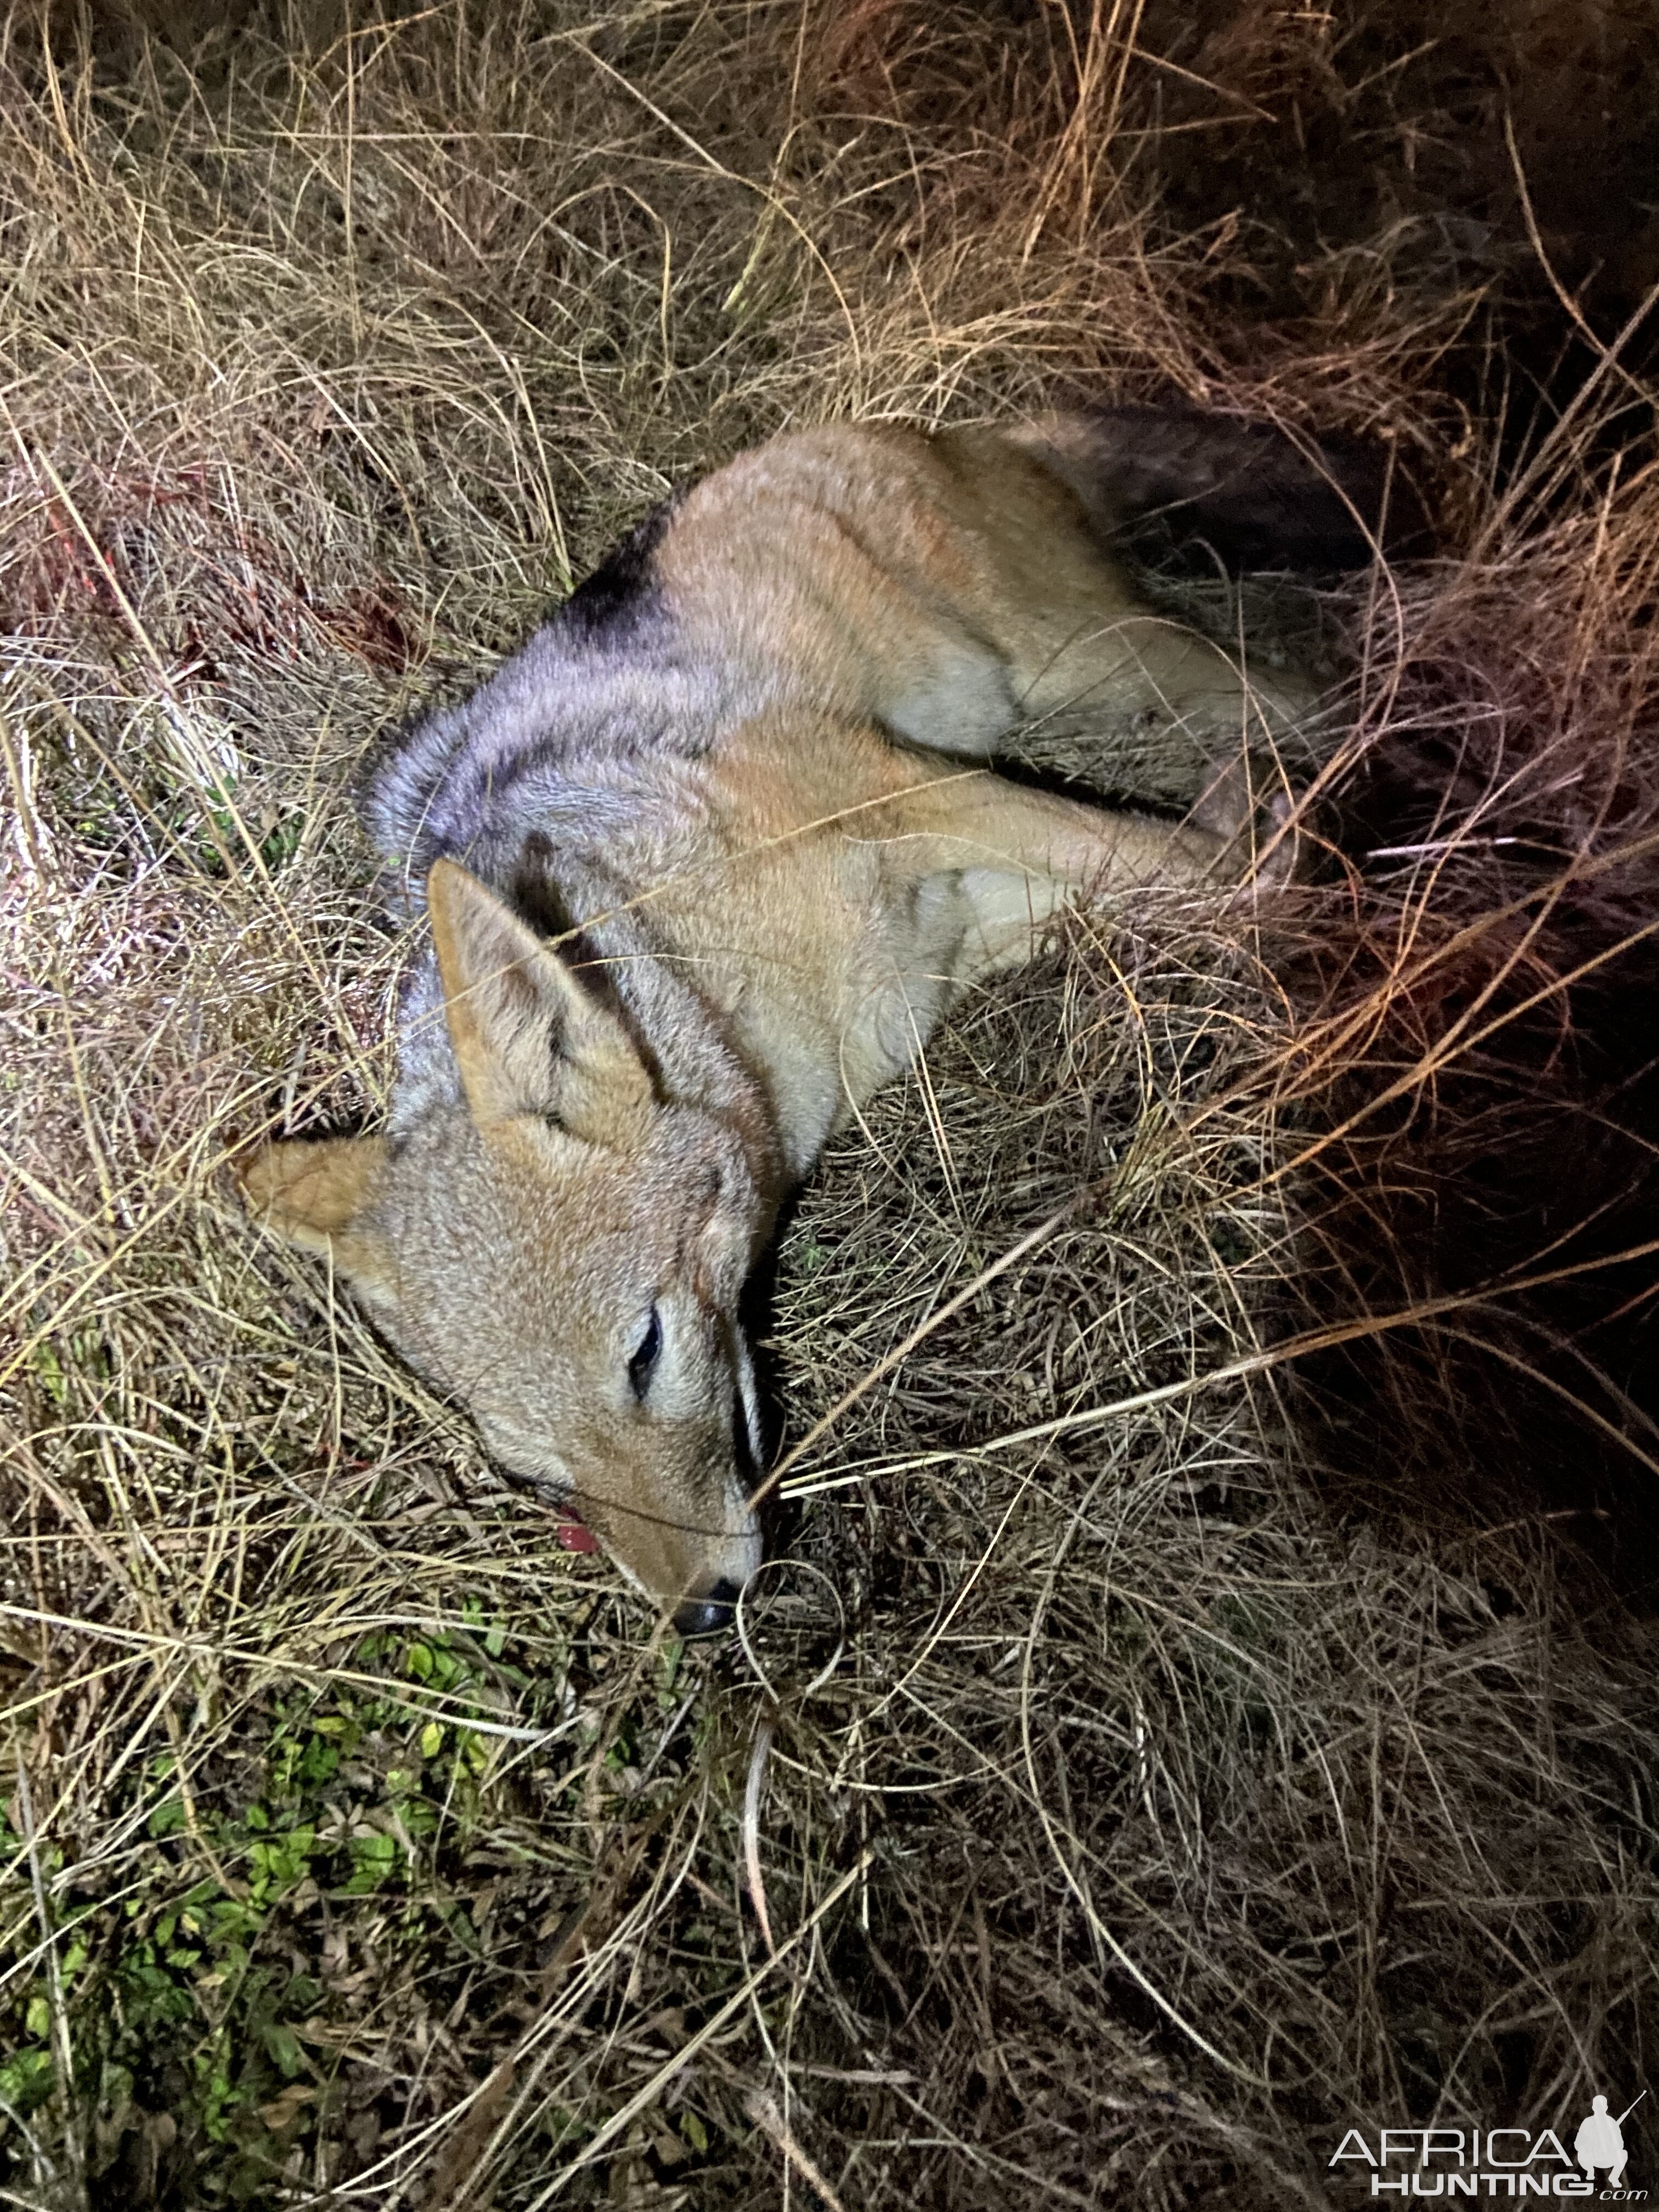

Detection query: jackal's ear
xmin=239 ymin=1136 xmax=396 ymax=1300
xmin=425 ymin=860 xmax=653 ymax=1139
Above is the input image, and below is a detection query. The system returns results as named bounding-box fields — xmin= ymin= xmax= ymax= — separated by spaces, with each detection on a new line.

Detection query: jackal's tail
xmin=1013 ymin=407 xmax=1431 ymax=575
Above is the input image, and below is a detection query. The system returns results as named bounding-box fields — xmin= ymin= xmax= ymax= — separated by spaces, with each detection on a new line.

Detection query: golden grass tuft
xmin=2 ymin=4 xmax=1657 ymax=2207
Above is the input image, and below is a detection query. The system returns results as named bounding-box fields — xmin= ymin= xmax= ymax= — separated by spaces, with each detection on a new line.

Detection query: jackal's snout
xmin=674 ymin=1576 xmax=744 ymax=1639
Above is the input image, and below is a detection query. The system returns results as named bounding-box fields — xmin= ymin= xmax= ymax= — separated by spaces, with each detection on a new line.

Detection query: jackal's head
xmin=241 ymin=860 xmax=770 ymax=1635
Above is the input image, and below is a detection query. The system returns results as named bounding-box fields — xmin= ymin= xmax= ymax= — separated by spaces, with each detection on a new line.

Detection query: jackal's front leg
xmin=871 ymin=766 xmax=1240 ymax=979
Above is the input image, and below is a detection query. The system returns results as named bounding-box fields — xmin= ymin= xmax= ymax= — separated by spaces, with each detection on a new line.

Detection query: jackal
xmin=243 ymin=410 xmax=1400 ymax=1633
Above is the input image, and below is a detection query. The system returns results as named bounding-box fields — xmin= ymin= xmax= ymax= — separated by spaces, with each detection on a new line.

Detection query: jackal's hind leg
xmin=909 ymin=423 xmax=1325 ymax=808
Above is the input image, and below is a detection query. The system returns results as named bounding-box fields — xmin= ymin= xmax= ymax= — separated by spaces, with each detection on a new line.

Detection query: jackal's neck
xmin=584 ymin=898 xmax=788 ymax=1214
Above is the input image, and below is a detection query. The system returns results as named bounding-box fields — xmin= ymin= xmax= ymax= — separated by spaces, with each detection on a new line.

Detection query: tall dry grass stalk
xmin=1 ymin=3 xmax=1656 ymax=2207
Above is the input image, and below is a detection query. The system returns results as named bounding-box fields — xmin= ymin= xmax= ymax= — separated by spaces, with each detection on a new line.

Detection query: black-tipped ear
xmin=425 ymin=860 xmax=653 ymax=1139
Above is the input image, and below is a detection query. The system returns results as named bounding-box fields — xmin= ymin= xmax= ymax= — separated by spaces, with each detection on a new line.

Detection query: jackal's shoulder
xmin=358 ymin=486 xmax=735 ymax=887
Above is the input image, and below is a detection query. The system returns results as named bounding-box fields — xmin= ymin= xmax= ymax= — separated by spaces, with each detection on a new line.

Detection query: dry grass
xmin=2 ymin=3 xmax=1657 ymax=2207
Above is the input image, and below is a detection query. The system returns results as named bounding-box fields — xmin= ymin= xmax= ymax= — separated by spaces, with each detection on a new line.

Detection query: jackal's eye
xmin=628 ymin=1306 xmax=662 ymax=1401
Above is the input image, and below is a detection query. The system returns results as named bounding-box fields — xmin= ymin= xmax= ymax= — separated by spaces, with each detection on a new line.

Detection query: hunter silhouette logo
xmin=1577 ymin=2095 xmax=1643 ymax=2193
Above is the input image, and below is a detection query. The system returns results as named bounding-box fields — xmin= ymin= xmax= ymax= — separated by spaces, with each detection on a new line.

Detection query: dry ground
xmin=2 ymin=4 xmax=1658 ymax=2208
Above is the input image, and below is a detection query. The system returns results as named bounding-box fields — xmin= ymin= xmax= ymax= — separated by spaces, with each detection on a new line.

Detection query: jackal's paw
xmin=1252 ymin=791 xmax=1302 ymax=890
xmin=1192 ymin=758 xmax=1302 ymax=891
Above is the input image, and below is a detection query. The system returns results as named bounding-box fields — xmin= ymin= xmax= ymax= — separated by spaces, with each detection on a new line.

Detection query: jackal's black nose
xmin=673 ymin=1578 xmax=742 ymax=1639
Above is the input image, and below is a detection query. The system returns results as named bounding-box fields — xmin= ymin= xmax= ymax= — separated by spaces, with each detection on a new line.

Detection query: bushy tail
xmin=1015 ymin=406 xmax=1431 ymax=574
